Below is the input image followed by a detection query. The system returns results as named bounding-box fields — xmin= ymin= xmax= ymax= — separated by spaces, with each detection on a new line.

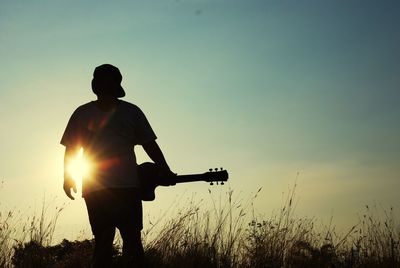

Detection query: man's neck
xmin=95 ymin=96 xmax=119 ymax=112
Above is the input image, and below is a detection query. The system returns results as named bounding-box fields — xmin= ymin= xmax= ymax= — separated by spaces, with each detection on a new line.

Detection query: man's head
xmin=91 ymin=64 xmax=126 ymax=98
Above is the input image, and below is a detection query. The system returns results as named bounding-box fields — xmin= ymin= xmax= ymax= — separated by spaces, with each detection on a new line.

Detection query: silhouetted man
xmin=61 ymin=64 xmax=174 ymax=267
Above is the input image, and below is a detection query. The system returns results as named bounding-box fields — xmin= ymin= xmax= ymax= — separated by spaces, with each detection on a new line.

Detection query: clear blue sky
xmin=1 ymin=0 xmax=399 ymax=241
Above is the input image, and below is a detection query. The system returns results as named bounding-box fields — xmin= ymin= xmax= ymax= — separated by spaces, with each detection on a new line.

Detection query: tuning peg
xmin=216 ymin=181 xmax=219 ymax=185
xmin=214 ymin=168 xmax=218 ymax=172
xmin=221 ymin=181 xmax=224 ymax=185
xmin=209 ymin=168 xmax=213 ymax=172
xmin=210 ymin=182 xmax=214 ymax=185
xmin=220 ymin=167 xmax=223 ymax=171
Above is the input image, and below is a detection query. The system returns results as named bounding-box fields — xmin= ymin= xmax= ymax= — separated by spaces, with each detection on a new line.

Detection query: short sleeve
xmin=133 ymin=107 xmax=157 ymax=145
xmin=60 ymin=109 xmax=83 ymax=148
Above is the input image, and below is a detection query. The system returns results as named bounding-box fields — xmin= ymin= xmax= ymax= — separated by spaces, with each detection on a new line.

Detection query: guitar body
xmin=138 ymin=162 xmax=170 ymax=201
xmin=138 ymin=162 xmax=229 ymax=201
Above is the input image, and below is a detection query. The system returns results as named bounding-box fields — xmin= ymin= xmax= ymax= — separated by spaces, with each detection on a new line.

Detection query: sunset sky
xmin=1 ymin=0 xmax=399 ymax=242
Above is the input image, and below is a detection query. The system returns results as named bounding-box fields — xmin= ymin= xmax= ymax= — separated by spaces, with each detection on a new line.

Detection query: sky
xmin=1 ymin=0 xmax=399 ymax=242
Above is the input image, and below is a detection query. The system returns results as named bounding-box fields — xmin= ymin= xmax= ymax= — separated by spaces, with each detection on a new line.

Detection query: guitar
xmin=138 ymin=162 xmax=229 ymax=201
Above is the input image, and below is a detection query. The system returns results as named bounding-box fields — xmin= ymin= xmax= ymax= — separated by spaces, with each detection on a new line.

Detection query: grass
xmin=0 ymin=194 xmax=65 ymax=268
xmin=1 ymin=184 xmax=399 ymax=267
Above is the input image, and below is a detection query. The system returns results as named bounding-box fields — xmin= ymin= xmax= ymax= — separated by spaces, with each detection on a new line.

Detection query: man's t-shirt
xmin=60 ymin=100 xmax=157 ymax=196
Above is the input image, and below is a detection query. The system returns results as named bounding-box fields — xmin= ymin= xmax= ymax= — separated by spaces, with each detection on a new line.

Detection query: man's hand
xmin=142 ymin=140 xmax=176 ymax=186
xmin=63 ymin=176 xmax=77 ymax=200
xmin=63 ymin=146 xmax=78 ymax=200
xmin=158 ymin=166 xmax=177 ymax=186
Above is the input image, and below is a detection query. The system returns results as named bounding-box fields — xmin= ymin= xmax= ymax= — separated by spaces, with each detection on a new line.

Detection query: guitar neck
xmin=174 ymin=174 xmax=207 ymax=184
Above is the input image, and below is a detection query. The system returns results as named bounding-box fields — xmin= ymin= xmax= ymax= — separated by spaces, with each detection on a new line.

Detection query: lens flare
xmin=67 ymin=148 xmax=91 ymax=184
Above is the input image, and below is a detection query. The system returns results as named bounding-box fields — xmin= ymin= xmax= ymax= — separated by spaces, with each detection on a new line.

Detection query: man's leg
xmin=115 ymin=188 xmax=144 ymax=267
xmin=85 ymin=190 xmax=117 ymax=268
xmin=119 ymin=226 xmax=144 ymax=267
xmin=92 ymin=226 xmax=116 ymax=268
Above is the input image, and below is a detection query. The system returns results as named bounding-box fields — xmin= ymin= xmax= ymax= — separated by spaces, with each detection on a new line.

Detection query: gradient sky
xmin=1 ymin=0 xmax=399 ymax=242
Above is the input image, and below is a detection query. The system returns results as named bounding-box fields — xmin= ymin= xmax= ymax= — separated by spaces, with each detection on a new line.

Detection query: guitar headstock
xmin=205 ymin=167 xmax=229 ymax=185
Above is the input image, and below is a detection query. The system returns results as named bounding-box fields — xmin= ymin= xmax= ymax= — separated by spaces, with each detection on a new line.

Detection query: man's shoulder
xmin=69 ymin=102 xmax=95 ymax=119
xmin=74 ymin=102 xmax=94 ymax=113
xmin=119 ymin=100 xmax=144 ymax=113
xmin=78 ymin=101 xmax=94 ymax=109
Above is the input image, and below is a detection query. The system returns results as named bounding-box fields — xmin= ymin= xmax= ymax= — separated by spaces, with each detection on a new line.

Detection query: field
xmin=1 ymin=185 xmax=399 ymax=268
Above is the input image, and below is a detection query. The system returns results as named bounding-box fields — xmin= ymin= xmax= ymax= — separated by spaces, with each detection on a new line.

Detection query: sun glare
xmin=67 ymin=148 xmax=91 ymax=185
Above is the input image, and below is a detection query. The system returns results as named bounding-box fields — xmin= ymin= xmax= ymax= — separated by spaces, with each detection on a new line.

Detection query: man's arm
xmin=142 ymin=140 xmax=175 ymax=177
xmin=63 ymin=146 xmax=78 ymax=200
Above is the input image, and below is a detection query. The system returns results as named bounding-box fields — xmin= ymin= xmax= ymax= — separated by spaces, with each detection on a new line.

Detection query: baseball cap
xmin=91 ymin=64 xmax=126 ymax=98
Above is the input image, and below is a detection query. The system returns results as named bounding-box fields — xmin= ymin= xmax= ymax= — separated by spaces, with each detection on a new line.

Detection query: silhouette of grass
xmin=0 ymin=210 xmax=15 ymax=267
xmin=1 ymin=184 xmax=399 ymax=267
xmin=0 ymin=195 xmax=65 ymax=268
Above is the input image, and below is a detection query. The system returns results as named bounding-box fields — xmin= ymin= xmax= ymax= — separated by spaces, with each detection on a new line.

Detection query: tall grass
xmin=141 ymin=185 xmax=400 ymax=267
xmin=0 ymin=210 xmax=15 ymax=267
xmin=0 ymin=195 xmax=64 ymax=268
xmin=143 ymin=189 xmax=249 ymax=267
xmin=1 ymin=185 xmax=399 ymax=267
xmin=340 ymin=205 xmax=400 ymax=267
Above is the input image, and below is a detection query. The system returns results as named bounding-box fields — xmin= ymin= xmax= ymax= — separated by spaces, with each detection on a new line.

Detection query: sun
xmin=67 ymin=148 xmax=91 ymax=186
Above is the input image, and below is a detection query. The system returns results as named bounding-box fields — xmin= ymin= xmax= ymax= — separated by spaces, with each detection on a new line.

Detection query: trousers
xmin=84 ymin=188 xmax=144 ymax=268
